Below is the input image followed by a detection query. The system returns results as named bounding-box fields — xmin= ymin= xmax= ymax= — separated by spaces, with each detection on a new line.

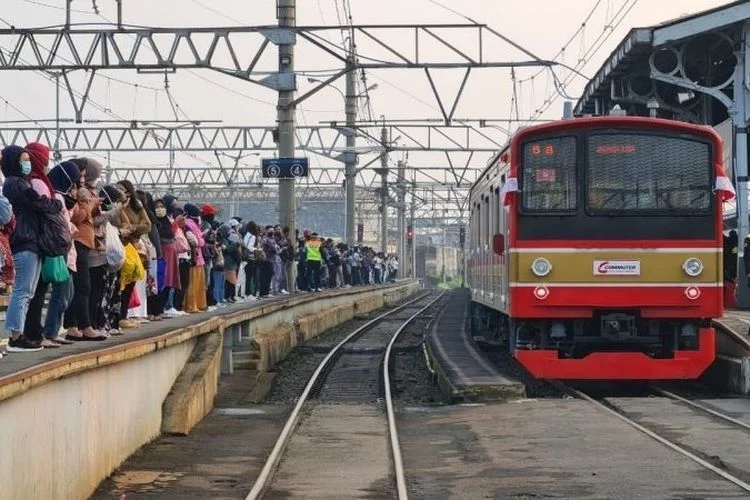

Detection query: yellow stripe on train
xmin=511 ymin=250 xmax=720 ymax=284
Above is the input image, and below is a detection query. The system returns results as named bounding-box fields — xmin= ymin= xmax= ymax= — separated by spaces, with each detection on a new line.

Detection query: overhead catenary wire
xmin=524 ymin=0 xmax=638 ymax=122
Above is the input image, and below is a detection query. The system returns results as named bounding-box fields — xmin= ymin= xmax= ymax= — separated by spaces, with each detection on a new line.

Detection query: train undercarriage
xmin=470 ymin=301 xmax=715 ymax=380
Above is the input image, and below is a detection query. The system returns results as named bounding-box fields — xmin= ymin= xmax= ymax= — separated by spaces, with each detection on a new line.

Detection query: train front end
xmin=506 ymin=117 xmax=728 ymax=380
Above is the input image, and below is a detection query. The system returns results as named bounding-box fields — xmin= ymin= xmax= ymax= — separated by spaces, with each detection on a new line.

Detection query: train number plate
xmin=593 ymin=260 xmax=640 ymax=276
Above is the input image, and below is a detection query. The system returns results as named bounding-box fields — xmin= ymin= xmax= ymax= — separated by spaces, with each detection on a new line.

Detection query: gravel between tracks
xmin=391 ymin=293 xmax=450 ymax=405
xmin=264 ymin=293 xmax=440 ymax=405
xmin=264 ymin=292 xmax=449 ymax=405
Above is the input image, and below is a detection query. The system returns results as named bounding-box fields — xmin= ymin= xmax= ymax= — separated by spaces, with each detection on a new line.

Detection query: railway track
xmin=246 ymin=291 xmax=445 ymax=499
xmin=552 ymin=381 xmax=750 ymax=495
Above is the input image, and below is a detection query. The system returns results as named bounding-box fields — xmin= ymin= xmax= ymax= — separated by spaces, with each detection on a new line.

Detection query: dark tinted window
xmin=587 ymin=134 xmax=711 ymax=213
xmin=521 ymin=137 xmax=577 ymax=211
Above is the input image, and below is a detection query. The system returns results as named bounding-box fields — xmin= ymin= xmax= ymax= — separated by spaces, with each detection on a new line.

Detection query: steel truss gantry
xmin=104 ymin=165 xmax=479 ymax=190
xmin=0 ymin=123 xmax=505 ymax=156
xmin=0 ymin=19 xmax=542 ymax=248
xmin=0 ymin=23 xmax=554 ymax=122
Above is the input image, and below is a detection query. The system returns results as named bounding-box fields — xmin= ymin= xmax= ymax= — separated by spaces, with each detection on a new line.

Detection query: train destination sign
xmin=261 ymin=157 xmax=309 ymax=179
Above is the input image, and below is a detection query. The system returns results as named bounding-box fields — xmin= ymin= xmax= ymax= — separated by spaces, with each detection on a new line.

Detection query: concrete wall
xmin=0 ymin=280 xmax=418 ymax=500
xmin=0 ymin=339 xmax=194 ymax=500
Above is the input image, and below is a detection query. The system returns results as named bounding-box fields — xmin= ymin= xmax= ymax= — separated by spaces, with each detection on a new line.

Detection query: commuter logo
xmin=593 ymin=260 xmax=640 ymax=276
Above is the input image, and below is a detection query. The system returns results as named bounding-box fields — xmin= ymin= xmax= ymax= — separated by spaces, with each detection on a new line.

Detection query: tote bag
xmin=41 ymin=255 xmax=70 ymax=284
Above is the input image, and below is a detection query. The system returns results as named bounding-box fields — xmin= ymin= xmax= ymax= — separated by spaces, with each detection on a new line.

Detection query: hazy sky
xmin=0 ymin=0 xmax=734 ymax=178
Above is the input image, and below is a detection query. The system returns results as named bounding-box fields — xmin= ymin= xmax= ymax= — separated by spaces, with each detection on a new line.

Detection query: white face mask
xmin=155 ymin=207 xmax=167 ymax=218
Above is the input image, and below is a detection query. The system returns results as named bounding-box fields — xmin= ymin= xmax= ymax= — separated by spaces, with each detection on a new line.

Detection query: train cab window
xmin=521 ymin=136 xmax=577 ymax=212
xmin=587 ymin=134 xmax=711 ymax=214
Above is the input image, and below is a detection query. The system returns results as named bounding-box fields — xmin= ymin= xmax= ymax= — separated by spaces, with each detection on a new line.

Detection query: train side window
xmin=494 ymin=187 xmax=501 ymax=234
xmin=476 ymin=202 xmax=481 ymax=250
xmin=482 ymin=196 xmax=490 ymax=249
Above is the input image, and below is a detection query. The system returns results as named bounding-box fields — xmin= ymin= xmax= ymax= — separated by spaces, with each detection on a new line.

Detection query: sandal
xmin=40 ymin=339 xmax=61 ymax=348
xmin=80 ymin=334 xmax=108 ymax=341
xmin=50 ymin=337 xmax=74 ymax=345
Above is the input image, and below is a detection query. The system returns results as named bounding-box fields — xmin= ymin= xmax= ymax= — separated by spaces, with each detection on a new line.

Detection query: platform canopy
xmin=575 ymin=0 xmax=750 ymax=126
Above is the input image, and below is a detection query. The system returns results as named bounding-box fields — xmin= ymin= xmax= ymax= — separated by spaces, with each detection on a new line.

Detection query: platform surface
xmin=0 ymin=284 xmax=398 ymax=384
xmin=428 ymin=289 xmax=524 ymax=400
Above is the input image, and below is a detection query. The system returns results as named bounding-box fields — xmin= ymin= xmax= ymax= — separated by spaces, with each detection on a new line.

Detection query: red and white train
xmin=467 ymin=115 xmax=733 ymax=380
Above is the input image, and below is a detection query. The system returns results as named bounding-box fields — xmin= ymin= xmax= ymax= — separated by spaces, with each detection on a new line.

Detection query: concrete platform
xmin=709 ymin=310 xmax=750 ymax=394
xmin=0 ymin=280 xmax=418 ymax=500
xmin=426 ymin=289 xmax=525 ymax=402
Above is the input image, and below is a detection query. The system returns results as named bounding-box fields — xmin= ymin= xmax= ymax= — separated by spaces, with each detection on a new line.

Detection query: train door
xmin=499 ymin=175 xmax=509 ymax=312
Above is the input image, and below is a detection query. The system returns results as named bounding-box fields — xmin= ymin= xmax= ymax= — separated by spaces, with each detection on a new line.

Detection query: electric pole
xmin=397 ymin=159 xmax=406 ymax=268
xmin=277 ymin=0 xmax=296 ymax=292
xmin=345 ymin=56 xmax=357 ymax=244
xmin=379 ymin=125 xmax=388 ymax=253
xmin=410 ymin=173 xmax=416 ymax=278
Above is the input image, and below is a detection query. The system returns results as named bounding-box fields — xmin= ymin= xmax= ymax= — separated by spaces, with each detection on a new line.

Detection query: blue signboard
xmin=261 ymin=157 xmax=309 ymax=179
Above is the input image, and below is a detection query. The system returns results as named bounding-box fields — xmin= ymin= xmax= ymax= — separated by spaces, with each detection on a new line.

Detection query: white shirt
xmin=244 ymin=233 xmax=257 ymax=249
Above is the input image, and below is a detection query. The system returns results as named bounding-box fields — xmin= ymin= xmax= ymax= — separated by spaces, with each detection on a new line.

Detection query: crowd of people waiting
xmin=0 ymin=142 xmax=399 ymax=358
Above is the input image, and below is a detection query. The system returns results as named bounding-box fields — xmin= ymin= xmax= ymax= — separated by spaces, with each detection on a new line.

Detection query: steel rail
xmin=552 ymin=382 xmax=750 ymax=494
xmin=246 ymin=291 xmax=439 ymax=499
xmin=651 ymin=387 xmax=750 ymax=432
xmin=383 ymin=292 xmax=445 ymax=500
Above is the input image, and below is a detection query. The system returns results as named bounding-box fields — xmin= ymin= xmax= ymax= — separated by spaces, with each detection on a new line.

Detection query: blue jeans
xmin=212 ymin=270 xmax=225 ymax=304
xmin=165 ymin=288 xmax=174 ymax=311
xmin=271 ymin=255 xmax=283 ymax=292
xmin=5 ymin=251 xmax=42 ymax=336
xmin=43 ymin=278 xmax=73 ymax=338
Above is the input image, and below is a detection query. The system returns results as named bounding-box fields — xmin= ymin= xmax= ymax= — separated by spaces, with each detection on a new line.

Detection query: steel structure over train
xmin=467 ymin=115 xmax=733 ymax=380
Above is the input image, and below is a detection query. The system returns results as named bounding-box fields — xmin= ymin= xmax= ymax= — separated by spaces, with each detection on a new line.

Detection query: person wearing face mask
xmin=22 ymin=147 xmax=78 ymax=348
xmin=89 ymin=184 xmax=125 ymax=334
xmin=63 ymin=157 xmax=106 ymax=341
xmin=115 ymin=180 xmax=151 ymax=329
xmin=1 ymin=145 xmax=63 ymax=353
xmin=259 ymin=225 xmax=278 ymax=298
xmin=136 ymin=190 xmax=163 ymax=321
xmin=182 ymin=203 xmax=207 ymax=313
xmin=153 ymin=198 xmax=181 ymax=317
xmin=31 ymin=161 xmax=82 ymax=345
xmin=96 ymin=185 xmax=129 ymax=333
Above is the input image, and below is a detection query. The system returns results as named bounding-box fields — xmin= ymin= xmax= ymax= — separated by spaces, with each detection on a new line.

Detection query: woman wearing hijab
xmin=135 ymin=190 xmax=163 ymax=321
xmin=170 ymin=207 xmax=191 ymax=313
xmin=22 ymin=145 xmax=77 ymax=347
xmin=62 ymin=157 xmax=106 ymax=341
xmin=115 ymin=180 xmax=152 ymax=329
xmin=87 ymin=161 xmax=123 ymax=334
xmin=219 ymin=219 xmax=242 ymax=303
xmin=1 ymin=145 xmax=63 ymax=352
xmin=243 ymin=221 xmax=260 ymax=298
xmin=182 ymin=203 xmax=207 ymax=313
xmin=97 ymin=185 xmax=127 ymax=333
xmin=38 ymin=161 xmax=84 ymax=344
xmin=154 ymin=198 xmax=181 ymax=317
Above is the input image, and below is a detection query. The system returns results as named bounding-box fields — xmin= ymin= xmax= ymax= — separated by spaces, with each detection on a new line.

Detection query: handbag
xmin=129 ymin=287 xmax=141 ymax=308
xmin=120 ymin=243 xmax=146 ymax=288
xmin=174 ymin=227 xmax=190 ymax=254
xmin=105 ymin=222 xmax=125 ymax=272
xmin=239 ymin=244 xmax=254 ymax=262
xmin=41 ymin=255 xmax=70 ymax=284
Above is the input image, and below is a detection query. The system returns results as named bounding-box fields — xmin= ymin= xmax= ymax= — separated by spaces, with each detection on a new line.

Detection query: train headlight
xmin=531 ymin=258 xmax=552 ymax=277
xmin=682 ymin=258 xmax=704 ymax=277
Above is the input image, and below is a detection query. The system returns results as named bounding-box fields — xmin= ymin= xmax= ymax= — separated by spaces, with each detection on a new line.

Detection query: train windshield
xmin=521 ymin=136 xmax=577 ymax=212
xmin=586 ymin=134 xmax=712 ymax=214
